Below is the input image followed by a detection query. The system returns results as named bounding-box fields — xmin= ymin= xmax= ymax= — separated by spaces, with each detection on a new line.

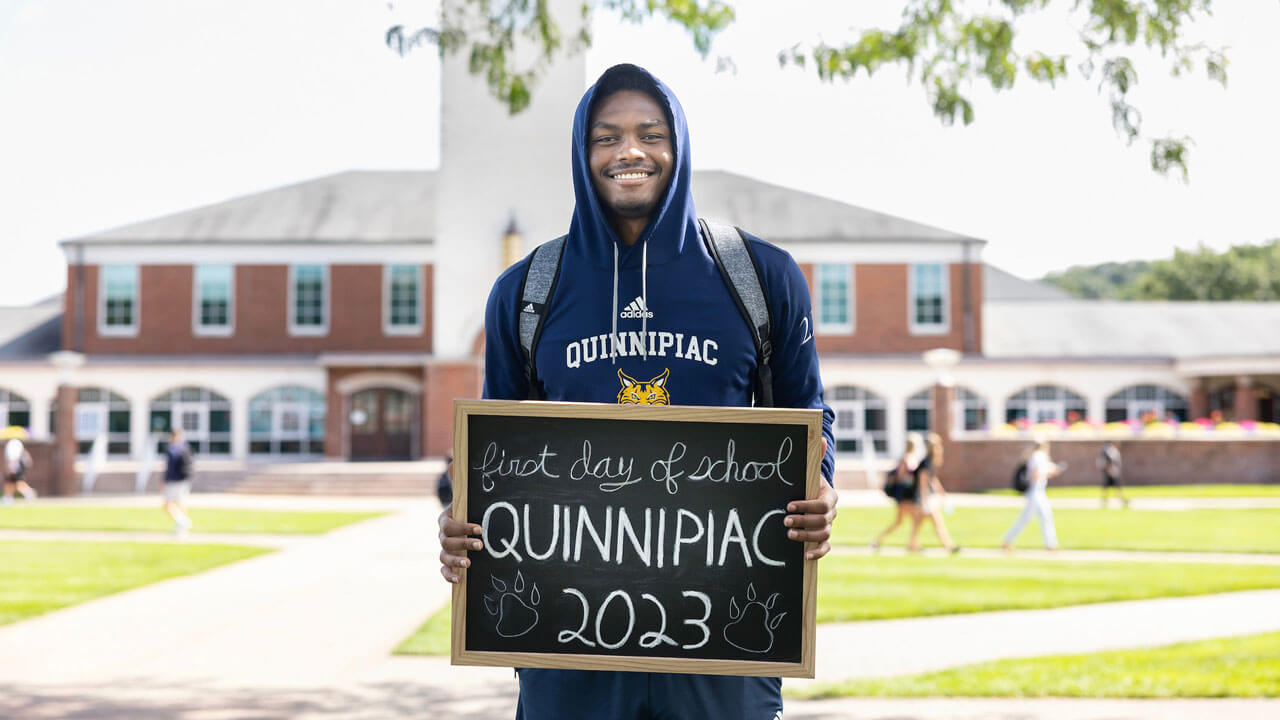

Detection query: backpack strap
xmin=517 ymin=235 xmax=567 ymax=400
xmin=698 ymin=218 xmax=774 ymax=407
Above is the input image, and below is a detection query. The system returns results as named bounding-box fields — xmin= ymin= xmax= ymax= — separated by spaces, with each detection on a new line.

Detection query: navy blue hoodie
xmin=482 ymin=64 xmax=835 ymax=718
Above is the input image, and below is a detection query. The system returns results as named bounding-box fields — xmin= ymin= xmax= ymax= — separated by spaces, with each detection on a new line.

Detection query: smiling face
xmin=587 ymin=90 xmax=674 ymax=238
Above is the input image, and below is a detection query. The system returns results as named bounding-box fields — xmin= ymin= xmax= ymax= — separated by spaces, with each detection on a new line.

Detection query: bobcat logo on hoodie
xmin=617 ymin=368 xmax=670 ymax=405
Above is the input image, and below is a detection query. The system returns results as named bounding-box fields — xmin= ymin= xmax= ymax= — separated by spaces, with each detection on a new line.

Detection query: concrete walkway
xmin=1 ymin=495 xmax=1277 ymax=719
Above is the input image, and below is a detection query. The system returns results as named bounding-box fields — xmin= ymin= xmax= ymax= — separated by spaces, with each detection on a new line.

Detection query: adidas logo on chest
xmin=619 ymin=296 xmax=654 ymax=319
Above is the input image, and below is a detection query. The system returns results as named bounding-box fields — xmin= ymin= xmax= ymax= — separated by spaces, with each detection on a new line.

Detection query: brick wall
xmin=939 ymin=438 xmax=1280 ymax=491
xmin=64 ymin=264 xmax=433 ymax=354
xmin=800 ymin=263 xmax=982 ymax=354
xmin=423 ymin=359 xmax=483 ymax=458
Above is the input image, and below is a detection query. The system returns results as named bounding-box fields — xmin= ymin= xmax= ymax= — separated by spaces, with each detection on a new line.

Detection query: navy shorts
xmin=515 ymin=669 xmax=783 ymax=720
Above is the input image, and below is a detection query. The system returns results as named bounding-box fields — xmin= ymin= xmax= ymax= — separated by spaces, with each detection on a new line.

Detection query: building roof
xmin=983 ymin=265 xmax=1075 ymax=301
xmin=67 ymin=169 xmax=982 ymax=247
xmin=692 ymin=170 xmax=983 ymax=245
xmin=0 ymin=297 xmax=62 ymax=360
xmin=984 ymin=300 xmax=1280 ymax=359
xmin=66 ymin=171 xmax=437 ymax=244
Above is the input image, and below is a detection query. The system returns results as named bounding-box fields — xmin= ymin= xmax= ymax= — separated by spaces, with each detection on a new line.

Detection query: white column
xmin=988 ymin=397 xmax=1007 ymax=429
xmin=29 ymin=396 xmax=51 ymax=441
xmin=230 ymin=392 xmax=250 ymax=460
xmin=1088 ymin=393 xmax=1107 ymax=425
xmin=885 ymin=393 xmax=907 ymax=459
xmin=129 ymin=395 xmax=151 ymax=460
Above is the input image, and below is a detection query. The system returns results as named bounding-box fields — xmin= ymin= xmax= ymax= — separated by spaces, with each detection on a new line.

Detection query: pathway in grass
xmin=836 ymin=506 xmax=1280 ymax=553
xmin=0 ymin=540 xmax=269 ymax=626
xmin=0 ymin=506 xmax=383 ymax=534
xmin=395 ymin=554 xmax=1280 ymax=654
xmin=793 ymin=631 xmax=1280 ymax=699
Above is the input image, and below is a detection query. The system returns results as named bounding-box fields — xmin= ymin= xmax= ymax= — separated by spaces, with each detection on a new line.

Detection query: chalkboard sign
xmin=450 ymin=400 xmax=821 ymax=678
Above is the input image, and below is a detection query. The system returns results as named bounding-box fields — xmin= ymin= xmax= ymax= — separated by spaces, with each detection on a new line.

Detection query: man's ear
xmin=618 ymin=369 xmax=636 ymax=387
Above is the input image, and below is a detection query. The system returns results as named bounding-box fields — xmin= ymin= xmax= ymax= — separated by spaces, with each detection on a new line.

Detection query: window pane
xmin=102 ymin=265 xmax=137 ymax=327
xmin=293 ymin=265 xmax=325 ymax=327
xmin=196 ymin=265 xmax=232 ymax=328
xmin=817 ymin=264 xmax=849 ymax=327
xmin=389 ymin=265 xmax=420 ymax=327
xmin=911 ymin=264 xmax=945 ymax=326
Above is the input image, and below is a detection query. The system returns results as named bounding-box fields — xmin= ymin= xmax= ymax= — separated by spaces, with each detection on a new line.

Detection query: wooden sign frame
xmin=450 ymin=399 xmax=821 ymax=678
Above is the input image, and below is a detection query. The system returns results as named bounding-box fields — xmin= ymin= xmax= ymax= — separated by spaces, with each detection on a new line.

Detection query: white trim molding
xmin=334 ymin=371 xmax=423 ymax=396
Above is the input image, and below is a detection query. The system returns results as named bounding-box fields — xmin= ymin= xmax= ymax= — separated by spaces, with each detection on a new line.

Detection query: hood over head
xmin=569 ymin=63 xmax=696 ymax=269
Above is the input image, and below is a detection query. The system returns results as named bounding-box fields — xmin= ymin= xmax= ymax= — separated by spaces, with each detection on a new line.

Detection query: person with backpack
xmin=1002 ymin=438 xmax=1061 ymax=551
xmin=437 ymin=63 xmax=837 ymax=720
xmin=871 ymin=432 xmax=924 ymax=551
xmin=162 ymin=429 xmax=194 ymax=536
xmin=905 ymin=432 xmax=960 ymax=554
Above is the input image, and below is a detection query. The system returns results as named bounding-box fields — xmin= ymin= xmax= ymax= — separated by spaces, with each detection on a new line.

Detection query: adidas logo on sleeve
xmin=619 ymin=296 xmax=654 ymax=319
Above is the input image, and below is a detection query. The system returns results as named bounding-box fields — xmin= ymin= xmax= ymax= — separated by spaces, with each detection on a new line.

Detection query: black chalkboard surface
xmin=450 ymin=400 xmax=821 ymax=678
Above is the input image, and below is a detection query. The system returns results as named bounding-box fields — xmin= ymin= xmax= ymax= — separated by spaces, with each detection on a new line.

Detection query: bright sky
xmin=2 ymin=0 xmax=1278 ymax=306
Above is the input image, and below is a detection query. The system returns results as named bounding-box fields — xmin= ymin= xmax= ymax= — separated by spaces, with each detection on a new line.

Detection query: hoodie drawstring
xmin=641 ymin=237 xmax=649 ymax=361
xmin=610 ymin=243 xmax=619 ymax=364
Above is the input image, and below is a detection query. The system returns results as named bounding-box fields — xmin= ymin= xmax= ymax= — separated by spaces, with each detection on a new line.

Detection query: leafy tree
xmin=386 ymin=0 xmax=1227 ymax=178
xmin=1041 ymin=259 xmax=1152 ymax=299
xmin=1042 ymin=240 xmax=1280 ymax=300
xmin=1129 ymin=240 xmax=1280 ymax=300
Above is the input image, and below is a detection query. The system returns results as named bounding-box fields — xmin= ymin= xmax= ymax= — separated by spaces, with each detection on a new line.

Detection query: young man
xmin=162 ymin=429 xmax=194 ymax=535
xmin=438 ymin=64 xmax=837 ymax=719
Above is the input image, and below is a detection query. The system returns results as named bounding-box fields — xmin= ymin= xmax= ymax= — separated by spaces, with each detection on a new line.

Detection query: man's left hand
xmin=784 ymin=439 xmax=838 ymax=561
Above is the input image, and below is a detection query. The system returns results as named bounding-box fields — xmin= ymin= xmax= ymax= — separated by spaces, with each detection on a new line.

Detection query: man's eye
xmin=594 ymin=136 xmax=616 ymax=144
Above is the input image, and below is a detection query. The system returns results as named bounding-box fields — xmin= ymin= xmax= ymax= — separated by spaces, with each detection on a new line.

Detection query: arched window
xmin=954 ymin=387 xmax=988 ymax=431
xmin=1105 ymin=384 xmax=1189 ymax=423
xmin=150 ymin=387 xmax=232 ymax=455
xmin=59 ymin=388 xmax=132 ymax=456
xmin=905 ymin=388 xmax=931 ymax=433
xmin=0 ymin=388 xmax=31 ymax=430
xmin=1005 ymin=385 xmax=1087 ymax=424
xmin=249 ymin=386 xmax=326 ymax=456
xmin=830 ymin=385 xmax=887 ymax=454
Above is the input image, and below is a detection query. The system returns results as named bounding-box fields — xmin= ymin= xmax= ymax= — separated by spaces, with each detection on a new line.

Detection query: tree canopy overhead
xmin=386 ymin=1 xmax=1227 ymax=179
xmin=1042 ymin=240 xmax=1280 ymax=301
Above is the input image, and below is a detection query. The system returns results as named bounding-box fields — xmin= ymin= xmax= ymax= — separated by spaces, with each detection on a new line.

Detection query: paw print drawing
xmin=722 ymin=583 xmax=785 ymax=654
xmin=483 ymin=570 xmax=541 ymax=638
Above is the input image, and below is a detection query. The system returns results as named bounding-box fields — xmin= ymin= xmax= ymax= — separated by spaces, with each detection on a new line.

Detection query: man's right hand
xmin=438 ymin=504 xmax=484 ymax=584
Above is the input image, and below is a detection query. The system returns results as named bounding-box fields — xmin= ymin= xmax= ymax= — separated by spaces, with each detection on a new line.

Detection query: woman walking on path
xmin=907 ymin=432 xmax=960 ymax=554
xmin=870 ymin=433 xmax=925 ymax=551
xmin=1002 ymin=438 xmax=1062 ymax=551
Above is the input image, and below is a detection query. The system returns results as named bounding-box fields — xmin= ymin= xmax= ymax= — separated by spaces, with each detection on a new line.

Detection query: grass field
xmin=792 ymin=632 xmax=1280 ymax=699
xmin=0 ymin=506 xmax=384 ymax=534
xmin=835 ymin=506 xmax=1280 ymax=553
xmin=0 ymin=540 xmax=269 ymax=625
xmin=395 ymin=555 xmax=1280 ymax=654
xmin=815 ymin=555 xmax=1280 ymax=622
xmin=984 ymin=484 xmax=1280 ymax=499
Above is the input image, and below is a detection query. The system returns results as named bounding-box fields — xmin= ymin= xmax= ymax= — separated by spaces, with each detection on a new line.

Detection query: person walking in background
xmin=1098 ymin=441 xmax=1128 ymax=508
xmin=162 ymin=429 xmax=194 ymax=535
xmin=1002 ymin=438 xmax=1062 ymax=551
xmin=2 ymin=435 xmax=37 ymax=505
xmin=907 ymin=432 xmax=960 ymax=554
xmin=870 ymin=432 xmax=925 ymax=551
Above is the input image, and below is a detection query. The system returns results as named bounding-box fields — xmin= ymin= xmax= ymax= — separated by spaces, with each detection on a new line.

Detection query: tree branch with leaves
xmin=386 ymin=0 xmax=1226 ymax=178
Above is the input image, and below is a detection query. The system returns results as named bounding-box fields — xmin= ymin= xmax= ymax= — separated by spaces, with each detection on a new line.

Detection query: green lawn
xmin=395 ymin=603 xmax=453 ymax=656
xmin=816 ymin=555 xmax=1280 ymax=622
xmin=0 ymin=506 xmax=384 ymax=534
xmin=792 ymin=632 xmax=1280 ymax=699
xmin=984 ymin=484 xmax=1280 ymax=499
xmin=395 ymin=555 xmax=1280 ymax=654
xmin=836 ymin=506 xmax=1280 ymax=553
xmin=0 ymin=540 xmax=269 ymax=625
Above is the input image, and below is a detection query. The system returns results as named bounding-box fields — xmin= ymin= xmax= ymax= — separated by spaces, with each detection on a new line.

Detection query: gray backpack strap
xmin=698 ymin=218 xmax=774 ymax=407
xmin=517 ymin=235 xmax=567 ymax=400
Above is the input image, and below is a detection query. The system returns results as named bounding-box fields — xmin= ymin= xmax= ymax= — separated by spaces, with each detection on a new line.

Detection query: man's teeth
xmin=613 ymin=172 xmax=649 ymax=180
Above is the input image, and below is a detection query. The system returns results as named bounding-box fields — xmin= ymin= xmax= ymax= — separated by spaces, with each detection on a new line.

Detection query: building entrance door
xmin=348 ymin=388 xmax=414 ymax=460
